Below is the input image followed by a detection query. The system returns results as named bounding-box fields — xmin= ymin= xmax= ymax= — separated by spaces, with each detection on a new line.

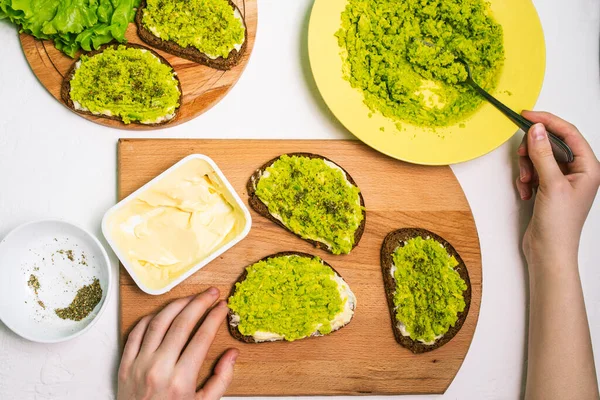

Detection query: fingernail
xmin=207 ymin=287 xmax=219 ymax=296
xmin=218 ymin=300 xmax=228 ymax=308
xmin=518 ymin=186 xmax=526 ymax=200
xmin=231 ymin=351 xmax=239 ymax=364
xmin=531 ymin=124 xmax=547 ymax=141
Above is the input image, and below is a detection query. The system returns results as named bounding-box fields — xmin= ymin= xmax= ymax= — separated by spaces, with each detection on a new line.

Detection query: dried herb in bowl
xmin=55 ymin=278 xmax=103 ymax=321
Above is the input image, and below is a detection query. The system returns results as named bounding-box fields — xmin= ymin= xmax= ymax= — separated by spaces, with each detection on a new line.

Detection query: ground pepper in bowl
xmin=336 ymin=0 xmax=505 ymax=128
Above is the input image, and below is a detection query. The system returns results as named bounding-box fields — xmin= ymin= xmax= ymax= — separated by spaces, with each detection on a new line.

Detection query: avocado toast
xmin=247 ymin=153 xmax=366 ymax=255
xmin=380 ymin=228 xmax=471 ymax=353
xmin=227 ymin=252 xmax=356 ymax=343
xmin=136 ymin=0 xmax=247 ymax=71
xmin=62 ymin=43 xmax=182 ymax=126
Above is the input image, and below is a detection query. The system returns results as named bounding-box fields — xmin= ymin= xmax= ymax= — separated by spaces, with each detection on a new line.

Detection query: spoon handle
xmin=466 ymin=79 xmax=574 ymax=163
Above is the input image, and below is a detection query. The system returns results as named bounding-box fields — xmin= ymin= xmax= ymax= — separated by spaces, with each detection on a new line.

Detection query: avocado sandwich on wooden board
xmin=136 ymin=0 xmax=247 ymax=70
xmin=247 ymin=153 xmax=366 ymax=255
xmin=62 ymin=44 xmax=182 ymax=126
xmin=227 ymin=252 xmax=356 ymax=343
xmin=380 ymin=228 xmax=471 ymax=353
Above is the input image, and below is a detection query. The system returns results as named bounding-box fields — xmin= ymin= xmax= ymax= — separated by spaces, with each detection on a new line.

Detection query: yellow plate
xmin=308 ymin=0 xmax=546 ymax=165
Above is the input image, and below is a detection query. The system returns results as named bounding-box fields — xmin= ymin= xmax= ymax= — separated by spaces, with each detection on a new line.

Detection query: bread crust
xmin=380 ymin=228 xmax=471 ymax=354
xmin=135 ymin=0 xmax=248 ymax=71
xmin=247 ymin=153 xmax=367 ymax=254
xmin=61 ymin=43 xmax=182 ymax=126
xmin=227 ymin=251 xmax=355 ymax=343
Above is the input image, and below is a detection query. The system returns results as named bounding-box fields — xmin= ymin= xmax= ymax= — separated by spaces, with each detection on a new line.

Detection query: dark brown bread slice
xmin=135 ymin=0 xmax=248 ymax=71
xmin=247 ymin=153 xmax=367 ymax=255
xmin=227 ymin=251 xmax=356 ymax=343
xmin=61 ymin=43 xmax=182 ymax=126
xmin=380 ymin=228 xmax=471 ymax=354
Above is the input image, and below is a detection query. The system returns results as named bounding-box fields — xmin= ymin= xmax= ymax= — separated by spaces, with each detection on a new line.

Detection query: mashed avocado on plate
xmin=228 ymin=254 xmax=355 ymax=342
xmin=392 ymin=237 xmax=467 ymax=344
xmin=68 ymin=45 xmax=181 ymax=124
xmin=255 ymin=155 xmax=364 ymax=255
xmin=336 ymin=0 xmax=505 ymax=127
xmin=142 ymin=0 xmax=245 ymax=59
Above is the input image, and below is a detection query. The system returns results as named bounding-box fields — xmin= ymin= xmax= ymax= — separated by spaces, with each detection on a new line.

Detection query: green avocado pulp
xmin=69 ymin=46 xmax=180 ymax=124
xmin=228 ymin=255 xmax=345 ymax=341
xmin=142 ymin=0 xmax=245 ymax=59
xmin=255 ymin=155 xmax=364 ymax=255
xmin=392 ymin=237 xmax=467 ymax=343
xmin=336 ymin=0 xmax=505 ymax=127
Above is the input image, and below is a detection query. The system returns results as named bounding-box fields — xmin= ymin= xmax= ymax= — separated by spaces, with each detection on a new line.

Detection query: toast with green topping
xmin=61 ymin=43 xmax=182 ymax=126
xmin=227 ymin=252 xmax=356 ymax=343
xmin=135 ymin=0 xmax=247 ymax=71
xmin=247 ymin=153 xmax=366 ymax=255
xmin=380 ymin=228 xmax=471 ymax=353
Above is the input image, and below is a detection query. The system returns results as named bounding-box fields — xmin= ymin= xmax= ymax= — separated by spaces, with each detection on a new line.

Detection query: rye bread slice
xmin=247 ymin=153 xmax=366 ymax=255
xmin=135 ymin=0 xmax=248 ymax=71
xmin=380 ymin=228 xmax=471 ymax=354
xmin=61 ymin=43 xmax=182 ymax=126
xmin=227 ymin=251 xmax=356 ymax=343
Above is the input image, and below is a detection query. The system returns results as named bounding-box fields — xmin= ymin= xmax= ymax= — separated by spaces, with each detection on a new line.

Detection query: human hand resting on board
xmin=117 ymin=288 xmax=239 ymax=400
xmin=516 ymin=111 xmax=600 ymax=269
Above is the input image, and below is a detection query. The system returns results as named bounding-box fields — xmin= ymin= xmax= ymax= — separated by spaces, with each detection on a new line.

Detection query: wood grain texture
xmin=118 ymin=139 xmax=482 ymax=395
xmin=19 ymin=0 xmax=256 ymax=130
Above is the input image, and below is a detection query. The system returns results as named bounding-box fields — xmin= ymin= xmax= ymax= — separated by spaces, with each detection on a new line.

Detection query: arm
xmin=516 ymin=111 xmax=600 ymax=399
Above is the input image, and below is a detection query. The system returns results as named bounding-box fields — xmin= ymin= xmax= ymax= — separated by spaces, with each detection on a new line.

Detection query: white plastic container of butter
xmin=101 ymin=154 xmax=252 ymax=295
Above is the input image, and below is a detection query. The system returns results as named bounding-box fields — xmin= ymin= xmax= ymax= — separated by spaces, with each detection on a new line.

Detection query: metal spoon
xmin=456 ymin=58 xmax=574 ymax=163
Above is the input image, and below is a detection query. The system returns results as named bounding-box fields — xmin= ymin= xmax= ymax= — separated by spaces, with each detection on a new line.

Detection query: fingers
xmin=177 ymin=301 xmax=229 ymax=377
xmin=517 ymin=135 xmax=528 ymax=157
xmin=526 ymin=124 xmax=565 ymax=186
xmin=516 ymin=176 xmax=533 ymax=200
xmin=196 ymin=349 xmax=239 ymax=400
xmin=519 ymin=155 xmax=534 ymax=184
xmin=522 ymin=111 xmax=597 ymax=169
xmin=517 ymin=153 xmax=535 ymax=200
xmin=139 ymin=295 xmax=196 ymax=355
xmin=522 ymin=111 xmax=580 ymax=140
xmin=157 ymin=288 xmax=221 ymax=363
xmin=119 ymin=314 xmax=153 ymax=380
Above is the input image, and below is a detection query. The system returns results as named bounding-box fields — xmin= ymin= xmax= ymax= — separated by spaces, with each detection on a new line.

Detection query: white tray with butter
xmin=102 ymin=154 xmax=252 ymax=295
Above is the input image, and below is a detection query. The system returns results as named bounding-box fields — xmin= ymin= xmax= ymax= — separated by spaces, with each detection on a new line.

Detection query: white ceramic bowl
xmin=102 ymin=154 xmax=252 ymax=295
xmin=0 ymin=220 xmax=111 ymax=343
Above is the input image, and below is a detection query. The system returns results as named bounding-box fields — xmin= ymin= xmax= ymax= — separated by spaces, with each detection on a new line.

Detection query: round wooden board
xmin=19 ymin=0 xmax=257 ymax=130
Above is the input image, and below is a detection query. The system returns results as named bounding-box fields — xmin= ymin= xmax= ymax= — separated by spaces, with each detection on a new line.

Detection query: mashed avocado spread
xmin=336 ymin=0 xmax=504 ymax=127
xmin=255 ymin=155 xmax=364 ymax=255
xmin=69 ymin=46 xmax=180 ymax=124
xmin=228 ymin=255 xmax=345 ymax=341
xmin=393 ymin=237 xmax=467 ymax=343
xmin=142 ymin=0 xmax=245 ymax=58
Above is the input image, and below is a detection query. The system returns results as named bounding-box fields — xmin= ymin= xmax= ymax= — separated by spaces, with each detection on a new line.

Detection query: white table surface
xmin=0 ymin=0 xmax=599 ymax=398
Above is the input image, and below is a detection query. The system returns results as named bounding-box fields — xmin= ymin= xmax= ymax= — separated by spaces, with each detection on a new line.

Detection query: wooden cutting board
xmin=20 ymin=0 xmax=256 ymax=130
xmin=118 ymin=139 xmax=482 ymax=395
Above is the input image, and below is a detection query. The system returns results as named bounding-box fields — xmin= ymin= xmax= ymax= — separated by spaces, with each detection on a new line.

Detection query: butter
xmin=105 ymin=158 xmax=247 ymax=291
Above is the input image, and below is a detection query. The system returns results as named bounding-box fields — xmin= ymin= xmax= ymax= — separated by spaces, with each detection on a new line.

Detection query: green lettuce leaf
xmin=0 ymin=0 xmax=138 ymax=57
